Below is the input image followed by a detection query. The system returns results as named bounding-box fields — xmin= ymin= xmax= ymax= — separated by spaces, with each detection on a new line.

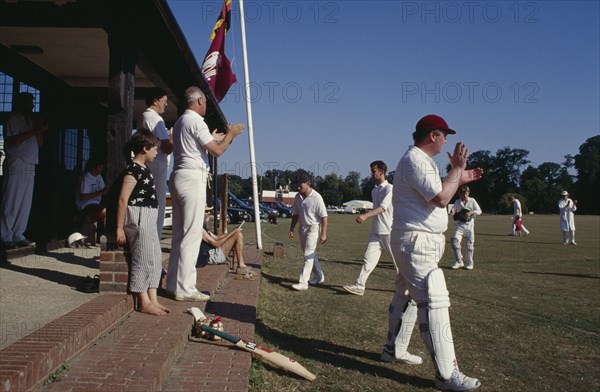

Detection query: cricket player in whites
xmin=386 ymin=115 xmax=483 ymax=390
xmin=450 ymin=186 xmax=482 ymax=270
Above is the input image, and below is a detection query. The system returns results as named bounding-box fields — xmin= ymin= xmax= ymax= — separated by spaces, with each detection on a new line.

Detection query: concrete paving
xmin=0 ymin=247 xmax=101 ymax=349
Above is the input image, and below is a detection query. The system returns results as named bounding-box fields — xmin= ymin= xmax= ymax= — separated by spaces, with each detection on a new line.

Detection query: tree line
xmin=222 ymin=135 xmax=600 ymax=215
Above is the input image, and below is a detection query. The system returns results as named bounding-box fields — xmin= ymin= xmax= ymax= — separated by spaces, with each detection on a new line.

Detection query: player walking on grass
xmin=342 ymin=160 xmax=422 ymax=365
xmin=288 ymin=173 xmax=328 ymax=291
xmin=385 ymin=114 xmax=483 ymax=391
xmin=116 ymin=130 xmax=169 ymax=316
xmin=450 ymin=185 xmax=482 ymax=270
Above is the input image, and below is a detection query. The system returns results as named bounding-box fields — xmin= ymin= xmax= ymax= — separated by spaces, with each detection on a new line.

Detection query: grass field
xmin=241 ymin=214 xmax=599 ymax=392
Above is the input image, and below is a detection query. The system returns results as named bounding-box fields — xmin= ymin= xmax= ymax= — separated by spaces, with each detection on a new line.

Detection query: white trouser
xmin=355 ymin=233 xmax=397 ymax=289
xmin=148 ymin=158 xmax=168 ymax=239
xmin=562 ymin=230 xmax=575 ymax=243
xmin=451 ymin=223 xmax=474 ymax=265
xmin=0 ymin=156 xmax=35 ymax=242
xmin=390 ymin=230 xmax=459 ymax=377
xmin=167 ymin=169 xmax=207 ymax=296
xmin=298 ymin=224 xmax=323 ymax=286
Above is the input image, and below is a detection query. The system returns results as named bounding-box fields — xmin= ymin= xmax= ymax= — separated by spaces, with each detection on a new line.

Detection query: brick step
xmin=34 ymin=262 xmax=231 ymax=391
xmin=161 ymin=254 xmax=262 ymax=391
xmin=0 ymin=294 xmax=134 ymax=391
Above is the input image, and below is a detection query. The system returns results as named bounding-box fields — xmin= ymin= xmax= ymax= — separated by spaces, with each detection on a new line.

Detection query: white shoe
xmin=308 ymin=273 xmax=325 ymax=285
xmin=563 ymin=242 xmax=568 ymax=245
xmin=381 ymin=348 xmax=423 ymax=365
xmin=451 ymin=261 xmax=464 ymax=270
xmin=464 ymin=263 xmax=473 ymax=270
xmin=174 ymin=291 xmax=211 ymax=302
xmin=291 ymin=283 xmax=308 ymax=291
xmin=435 ymin=368 xmax=481 ymax=391
xmin=343 ymin=285 xmax=365 ymax=296
xmin=570 ymin=241 xmax=577 ymax=245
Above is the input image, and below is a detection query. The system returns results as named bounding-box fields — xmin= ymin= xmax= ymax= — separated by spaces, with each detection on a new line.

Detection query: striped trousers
xmin=124 ymin=206 xmax=162 ymax=292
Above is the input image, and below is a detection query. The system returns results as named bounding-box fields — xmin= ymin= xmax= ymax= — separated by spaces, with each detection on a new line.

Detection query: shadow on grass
xmin=254 ymin=319 xmax=433 ymax=388
xmin=522 ymin=271 xmax=600 ymax=280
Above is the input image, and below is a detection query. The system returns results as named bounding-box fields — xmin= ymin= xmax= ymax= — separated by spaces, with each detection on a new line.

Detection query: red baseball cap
xmin=416 ymin=114 xmax=456 ymax=135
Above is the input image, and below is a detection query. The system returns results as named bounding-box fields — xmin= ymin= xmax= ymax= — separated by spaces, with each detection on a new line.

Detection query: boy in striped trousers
xmin=116 ymin=130 xmax=170 ymax=316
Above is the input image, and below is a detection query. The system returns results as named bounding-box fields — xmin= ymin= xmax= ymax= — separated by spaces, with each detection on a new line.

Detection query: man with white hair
xmin=558 ymin=191 xmax=577 ymax=245
xmin=166 ymin=86 xmax=244 ymax=301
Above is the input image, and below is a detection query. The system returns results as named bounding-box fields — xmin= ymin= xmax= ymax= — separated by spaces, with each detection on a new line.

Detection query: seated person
xmin=75 ymin=158 xmax=107 ymax=245
xmin=197 ymin=211 xmax=251 ymax=275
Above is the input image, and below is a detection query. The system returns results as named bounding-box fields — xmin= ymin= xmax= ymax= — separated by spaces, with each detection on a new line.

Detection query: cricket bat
xmin=187 ymin=307 xmax=316 ymax=381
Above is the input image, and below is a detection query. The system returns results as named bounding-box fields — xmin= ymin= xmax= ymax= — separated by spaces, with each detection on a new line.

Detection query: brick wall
xmin=99 ymin=250 xmax=130 ymax=292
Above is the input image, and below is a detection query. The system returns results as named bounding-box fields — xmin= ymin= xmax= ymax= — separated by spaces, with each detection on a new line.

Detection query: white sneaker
xmin=435 ymin=368 xmax=481 ymax=391
xmin=343 ymin=285 xmax=365 ymax=296
xmin=308 ymin=273 xmax=325 ymax=285
xmin=174 ymin=291 xmax=211 ymax=302
xmin=381 ymin=348 xmax=423 ymax=365
xmin=570 ymin=241 xmax=577 ymax=245
xmin=563 ymin=242 xmax=568 ymax=245
xmin=451 ymin=261 xmax=464 ymax=270
xmin=291 ymin=283 xmax=308 ymax=291
xmin=464 ymin=263 xmax=473 ymax=270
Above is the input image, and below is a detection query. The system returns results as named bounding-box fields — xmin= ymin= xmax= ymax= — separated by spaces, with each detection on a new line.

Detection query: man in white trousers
xmin=342 ymin=161 xmax=422 ymax=365
xmin=166 ymin=86 xmax=243 ymax=301
xmin=288 ymin=173 xmax=328 ymax=291
xmin=385 ymin=114 xmax=483 ymax=390
xmin=138 ymin=89 xmax=172 ymax=239
xmin=451 ymin=185 xmax=482 ymax=270
xmin=344 ymin=161 xmax=396 ymax=295
xmin=1 ymin=92 xmax=48 ymax=249
xmin=558 ymin=190 xmax=577 ymax=245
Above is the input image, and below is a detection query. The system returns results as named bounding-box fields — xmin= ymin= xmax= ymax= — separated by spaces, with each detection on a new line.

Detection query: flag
xmin=202 ymin=0 xmax=236 ymax=102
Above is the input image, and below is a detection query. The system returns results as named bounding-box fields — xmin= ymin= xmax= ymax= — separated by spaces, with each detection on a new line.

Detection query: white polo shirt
xmin=392 ymin=145 xmax=447 ymax=234
xmin=292 ymin=189 xmax=328 ymax=226
xmin=371 ymin=180 xmax=393 ymax=235
xmin=172 ymin=109 xmax=213 ymax=171
xmin=5 ymin=112 xmax=38 ymax=164
xmin=139 ymin=108 xmax=170 ymax=166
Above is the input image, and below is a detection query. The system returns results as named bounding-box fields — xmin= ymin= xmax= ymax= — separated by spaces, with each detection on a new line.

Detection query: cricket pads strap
xmin=423 ymin=268 xmax=456 ymax=380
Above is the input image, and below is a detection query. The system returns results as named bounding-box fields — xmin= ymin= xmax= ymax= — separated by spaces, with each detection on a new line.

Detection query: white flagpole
xmin=238 ymin=0 xmax=262 ymax=249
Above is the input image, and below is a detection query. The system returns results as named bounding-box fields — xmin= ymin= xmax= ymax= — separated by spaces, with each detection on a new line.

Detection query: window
xmin=61 ymin=128 xmax=91 ymax=173
xmin=63 ymin=128 xmax=78 ymax=171
xmin=19 ymin=83 xmax=40 ymax=112
xmin=0 ymin=73 xmax=13 ymax=112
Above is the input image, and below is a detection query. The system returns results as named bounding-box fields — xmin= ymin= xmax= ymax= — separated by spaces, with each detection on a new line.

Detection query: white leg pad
xmin=420 ymin=268 xmax=456 ymax=380
xmin=395 ymin=299 xmax=417 ymax=356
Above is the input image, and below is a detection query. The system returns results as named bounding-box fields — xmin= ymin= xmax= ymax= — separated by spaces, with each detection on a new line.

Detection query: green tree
xmin=341 ymin=171 xmax=361 ymax=202
xmin=574 ymin=135 xmax=600 ymax=214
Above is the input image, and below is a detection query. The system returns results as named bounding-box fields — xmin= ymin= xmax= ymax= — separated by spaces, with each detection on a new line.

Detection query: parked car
xmin=227 ymin=192 xmax=267 ymax=222
xmin=241 ymin=198 xmax=278 ymax=223
xmin=261 ymin=201 xmax=293 ymax=218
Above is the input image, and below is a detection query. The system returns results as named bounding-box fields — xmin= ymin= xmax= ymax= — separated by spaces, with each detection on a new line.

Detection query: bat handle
xmin=200 ymin=323 xmax=240 ymax=343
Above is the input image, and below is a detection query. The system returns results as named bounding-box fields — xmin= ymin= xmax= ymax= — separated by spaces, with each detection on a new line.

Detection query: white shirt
xmin=452 ymin=197 xmax=482 ymax=226
xmin=292 ymin=189 xmax=328 ymax=226
xmin=77 ymin=172 xmax=106 ymax=210
xmin=5 ymin=112 xmax=38 ymax=164
xmin=512 ymin=199 xmax=522 ymax=217
xmin=139 ymin=108 xmax=170 ymax=166
xmin=371 ymin=180 xmax=393 ymax=235
xmin=558 ymin=198 xmax=576 ymax=231
xmin=392 ymin=146 xmax=447 ymax=234
xmin=172 ymin=109 xmax=213 ymax=171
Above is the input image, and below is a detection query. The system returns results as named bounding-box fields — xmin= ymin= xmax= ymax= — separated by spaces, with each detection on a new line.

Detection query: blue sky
xmin=168 ymin=0 xmax=600 ymax=180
